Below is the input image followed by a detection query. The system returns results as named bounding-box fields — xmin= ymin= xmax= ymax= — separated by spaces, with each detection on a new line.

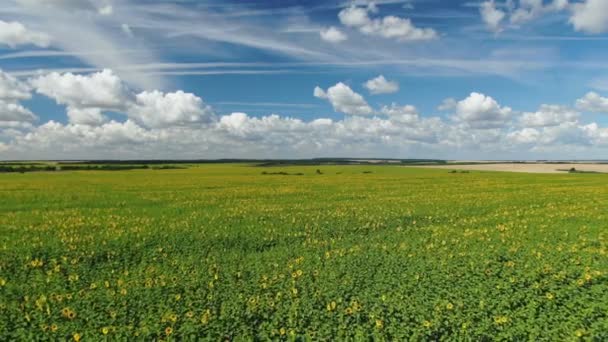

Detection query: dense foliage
xmin=0 ymin=165 xmax=606 ymax=340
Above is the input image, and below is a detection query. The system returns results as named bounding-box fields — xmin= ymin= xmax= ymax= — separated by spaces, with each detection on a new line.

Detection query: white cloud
xmin=452 ymin=92 xmax=513 ymax=129
xmin=519 ymin=104 xmax=579 ymax=127
xmin=0 ymin=70 xmax=31 ymax=100
xmin=314 ymin=82 xmax=374 ymax=115
xmin=380 ymin=104 xmax=419 ymax=124
xmin=510 ymin=0 xmax=568 ymax=25
xmin=0 ymin=100 xmax=37 ymax=124
xmin=66 ymin=107 xmax=106 ymax=126
xmin=364 ymin=75 xmax=399 ymax=94
xmin=438 ymin=98 xmax=457 ymax=111
xmin=7 ymin=69 xmax=608 ymax=159
xmin=570 ymin=0 xmax=608 ymax=33
xmin=121 ymin=24 xmax=134 ymax=38
xmin=12 ymin=0 xmax=164 ymax=89
xmin=30 ymin=69 xmax=131 ymax=125
xmin=129 ymin=90 xmax=215 ymax=128
xmin=99 ymin=5 xmax=113 ymax=16
xmin=320 ymin=26 xmax=347 ymax=43
xmin=338 ymin=4 xmax=438 ymax=41
xmin=576 ymin=92 xmax=608 ymax=113
xmin=570 ymin=0 xmax=608 ymax=34
xmin=480 ymin=1 xmax=506 ymax=32
xmin=0 ymin=70 xmax=37 ymax=125
xmin=480 ymin=0 xmax=571 ymax=33
xmin=28 ymin=69 xmax=216 ymax=128
xmin=507 ymin=127 xmax=541 ymax=144
xmin=31 ymin=69 xmax=130 ymax=110
xmin=0 ymin=20 xmax=51 ymax=48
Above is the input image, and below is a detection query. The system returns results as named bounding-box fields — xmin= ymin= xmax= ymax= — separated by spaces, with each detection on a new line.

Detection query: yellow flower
xmin=101 ymin=327 xmax=109 ymax=335
xmin=446 ymin=302 xmax=454 ymax=310
xmin=72 ymin=333 xmax=81 ymax=341
xmin=50 ymin=324 xmax=58 ymax=332
xmin=375 ymin=319 xmax=384 ymax=329
xmin=494 ymin=316 xmax=509 ymax=325
xmin=423 ymin=320 xmax=432 ymax=328
xmin=201 ymin=310 xmax=211 ymax=324
xmin=575 ymin=329 xmax=585 ymax=337
xmin=545 ymin=293 xmax=554 ymax=300
xmin=165 ymin=327 xmax=173 ymax=336
xmin=279 ymin=328 xmax=286 ymax=336
xmin=345 ymin=307 xmax=353 ymax=315
xmin=0 ymin=278 xmax=6 ymax=287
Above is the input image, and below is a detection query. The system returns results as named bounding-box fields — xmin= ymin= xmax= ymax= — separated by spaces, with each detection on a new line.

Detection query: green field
xmin=0 ymin=165 xmax=607 ymax=340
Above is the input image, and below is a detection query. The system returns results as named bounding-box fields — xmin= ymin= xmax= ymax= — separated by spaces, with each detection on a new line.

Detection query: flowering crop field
xmin=1 ymin=164 xmax=607 ymax=340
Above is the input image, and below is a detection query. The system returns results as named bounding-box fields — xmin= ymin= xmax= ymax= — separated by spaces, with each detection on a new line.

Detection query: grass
xmin=0 ymin=165 xmax=607 ymax=340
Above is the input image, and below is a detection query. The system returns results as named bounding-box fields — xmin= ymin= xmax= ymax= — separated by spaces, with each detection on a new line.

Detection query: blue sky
xmin=1 ymin=0 xmax=608 ymax=160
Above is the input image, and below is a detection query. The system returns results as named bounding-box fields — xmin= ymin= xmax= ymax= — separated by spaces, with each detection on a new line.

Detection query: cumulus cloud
xmin=380 ymin=104 xmax=419 ymax=124
xmin=0 ymin=70 xmax=37 ymax=125
xmin=129 ymin=91 xmax=215 ymax=128
xmin=5 ymin=68 xmax=608 ymax=159
xmin=510 ymin=0 xmax=568 ymax=25
xmin=0 ymin=100 xmax=37 ymax=124
xmin=519 ymin=104 xmax=579 ymax=127
xmin=480 ymin=0 xmax=570 ymax=33
xmin=507 ymin=127 xmax=541 ymax=144
xmin=314 ymin=82 xmax=374 ymax=115
xmin=0 ymin=20 xmax=51 ymax=48
xmin=0 ymin=71 xmax=31 ymax=101
xmin=29 ymin=69 xmax=215 ymax=128
xmin=438 ymin=98 xmax=457 ymax=111
xmin=570 ymin=0 xmax=608 ymax=34
xmin=451 ymin=92 xmax=513 ymax=129
xmin=480 ymin=1 xmax=506 ymax=32
xmin=31 ymin=69 xmax=130 ymax=110
xmin=338 ymin=4 xmax=438 ymax=41
xmin=320 ymin=26 xmax=347 ymax=43
xmin=30 ymin=69 xmax=131 ymax=125
xmin=364 ymin=75 xmax=399 ymax=94
xmin=576 ymin=92 xmax=608 ymax=113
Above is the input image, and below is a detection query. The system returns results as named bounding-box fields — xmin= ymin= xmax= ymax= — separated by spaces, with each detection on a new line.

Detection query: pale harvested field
xmin=408 ymin=163 xmax=608 ymax=174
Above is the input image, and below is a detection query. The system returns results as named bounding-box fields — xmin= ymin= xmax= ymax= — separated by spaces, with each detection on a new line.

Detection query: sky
xmin=1 ymin=0 xmax=608 ymax=160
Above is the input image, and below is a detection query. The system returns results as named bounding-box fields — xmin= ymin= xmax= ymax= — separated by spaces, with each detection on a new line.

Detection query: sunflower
xmin=165 ymin=327 xmax=173 ymax=336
